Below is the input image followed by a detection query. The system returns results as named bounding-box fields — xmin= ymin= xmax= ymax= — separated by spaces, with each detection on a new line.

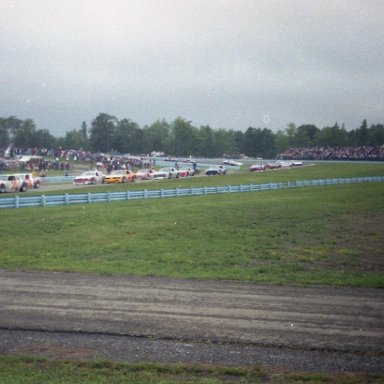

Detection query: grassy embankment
xmin=1 ymin=162 xmax=383 ymax=287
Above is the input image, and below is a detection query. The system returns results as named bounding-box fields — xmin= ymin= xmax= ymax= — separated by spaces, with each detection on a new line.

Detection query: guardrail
xmin=41 ymin=176 xmax=76 ymax=183
xmin=1 ymin=176 xmax=383 ymax=209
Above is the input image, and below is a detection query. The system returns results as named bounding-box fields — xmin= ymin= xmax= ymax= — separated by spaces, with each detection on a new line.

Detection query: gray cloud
xmin=1 ymin=0 xmax=383 ymax=136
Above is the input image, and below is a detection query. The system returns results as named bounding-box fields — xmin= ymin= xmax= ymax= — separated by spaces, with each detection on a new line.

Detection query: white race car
xmin=0 ymin=174 xmax=27 ymax=193
xmin=158 ymin=167 xmax=180 ymax=179
xmin=74 ymin=170 xmax=105 ymax=185
xmin=223 ymin=160 xmax=243 ymax=166
xmin=136 ymin=169 xmax=168 ymax=180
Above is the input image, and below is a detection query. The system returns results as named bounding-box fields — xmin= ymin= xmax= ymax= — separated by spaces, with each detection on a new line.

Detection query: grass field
xmin=1 ymin=356 xmax=383 ymax=384
xmin=1 ymin=162 xmax=383 ymax=287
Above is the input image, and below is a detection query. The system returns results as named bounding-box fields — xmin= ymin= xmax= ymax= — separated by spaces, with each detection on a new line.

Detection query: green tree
xmin=61 ymin=129 xmax=85 ymax=149
xmin=133 ymin=126 xmax=145 ymax=154
xmin=368 ymin=124 xmax=384 ymax=145
xmin=243 ymin=127 xmax=276 ymax=158
xmin=296 ymin=124 xmax=319 ymax=147
xmin=357 ymin=119 xmax=369 ymax=146
xmin=285 ymin=122 xmax=297 ymax=147
xmin=13 ymin=119 xmax=36 ymax=148
xmin=233 ymin=130 xmax=245 ymax=156
xmin=315 ymin=123 xmax=348 ymax=147
xmin=80 ymin=121 xmax=88 ymax=146
xmin=90 ymin=113 xmax=118 ymax=152
xmin=143 ymin=119 xmax=171 ymax=154
xmin=212 ymin=128 xmax=233 ymax=157
xmin=171 ymin=117 xmax=195 ymax=156
xmin=0 ymin=116 xmax=24 ymax=146
xmin=0 ymin=118 xmax=11 ymax=147
xmin=34 ymin=129 xmax=56 ymax=148
xmin=113 ymin=119 xmax=141 ymax=154
xmin=275 ymin=130 xmax=289 ymax=154
xmin=196 ymin=125 xmax=214 ymax=157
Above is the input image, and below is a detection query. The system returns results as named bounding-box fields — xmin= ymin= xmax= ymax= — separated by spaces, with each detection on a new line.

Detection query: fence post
xmin=87 ymin=193 xmax=92 ymax=204
xmin=15 ymin=195 xmax=19 ymax=208
xmin=65 ymin=194 xmax=69 ymax=205
xmin=41 ymin=195 xmax=46 ymax=207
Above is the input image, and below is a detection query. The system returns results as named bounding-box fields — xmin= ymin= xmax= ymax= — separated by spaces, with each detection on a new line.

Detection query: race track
xmin=0 ymin=270 xmax=383 ymax=372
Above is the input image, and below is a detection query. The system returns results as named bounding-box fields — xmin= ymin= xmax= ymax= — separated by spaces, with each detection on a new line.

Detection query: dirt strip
xmin=0 ymin=270 xmax=383 ymax=372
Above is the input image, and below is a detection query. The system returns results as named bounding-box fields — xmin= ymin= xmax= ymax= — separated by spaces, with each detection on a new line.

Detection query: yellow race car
xmin=103 ymin=170 xmax=136 ymax=184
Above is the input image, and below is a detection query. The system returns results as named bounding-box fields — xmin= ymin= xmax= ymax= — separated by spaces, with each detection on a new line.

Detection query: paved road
xmin=0 ymin=270 xmax=383 ymax=372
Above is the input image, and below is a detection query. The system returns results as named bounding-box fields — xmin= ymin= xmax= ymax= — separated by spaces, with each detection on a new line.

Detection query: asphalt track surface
xmin=0 ymin=270 xmax=383 ymax=373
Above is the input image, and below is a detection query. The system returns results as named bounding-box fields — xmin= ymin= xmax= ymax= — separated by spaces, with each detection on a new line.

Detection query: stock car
xmin=74 ymin=170 xmax=105 ymax=185
xmin=178 ymin=166 xmax=195 ymax=177
xmin=277 ymin=161 xmax=291 ymax=168
xmin=14 ymin=173 xmax=41 ymax=189
xmin=205 ymin=165 xmax=227 ymax=175
xmin=158 ymin=167 xmax=179 ymax=179
xmin=136 ymin=169 xmax=154 ymax=180
xmin=136 ymin=168 xmax=168 ymax=180
xmin=266 ymin=162 xmax=281 ymax=169
xmin=0 ymin=174 xmax=27 ymax=193
xmin=223 ymin=159 xmax=243 ymax=166
xmin=249 ymin=163 xmax=266 ymax=171
xmin=103 ymin=170 xmax=136 ymax=183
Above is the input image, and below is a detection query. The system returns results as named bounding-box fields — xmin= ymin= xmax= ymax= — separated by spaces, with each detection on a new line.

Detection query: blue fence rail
xmin=1 ymin=176 xmax=383 ymax=209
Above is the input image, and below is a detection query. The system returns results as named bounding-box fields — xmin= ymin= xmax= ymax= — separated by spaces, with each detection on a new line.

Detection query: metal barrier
xmin=40 ymin=176 xmax=76 ymax=183
xmin=0 ymin=176 xmax=383 ymax=209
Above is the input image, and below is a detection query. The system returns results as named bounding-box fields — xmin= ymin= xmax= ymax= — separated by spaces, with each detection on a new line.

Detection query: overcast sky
xmin=1 ymin=0 xmax=383 ymax=137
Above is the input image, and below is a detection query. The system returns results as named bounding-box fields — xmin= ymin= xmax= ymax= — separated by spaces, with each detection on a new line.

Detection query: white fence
xmin=0 ymin=176 xmax=383 ymax=209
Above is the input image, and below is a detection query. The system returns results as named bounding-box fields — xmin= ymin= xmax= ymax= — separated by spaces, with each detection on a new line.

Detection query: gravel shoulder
xmin=0 ymin=270 xmax=383 ymax=372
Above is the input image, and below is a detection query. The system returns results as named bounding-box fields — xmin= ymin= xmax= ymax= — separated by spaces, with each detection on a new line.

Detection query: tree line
xmin=1 ymin=114 xmax=383 ymax=158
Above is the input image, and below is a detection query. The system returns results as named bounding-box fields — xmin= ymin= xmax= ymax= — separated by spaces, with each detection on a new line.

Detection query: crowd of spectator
xmin=278 ymin=145 xmax=384 ymax=161
xmin=0 ymin=146 xmax=146 ymax=173
xmin=2 ymin=145 xmax=384 ymax=172
xmin=7 ymin=146 xmax=94 ymax=162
